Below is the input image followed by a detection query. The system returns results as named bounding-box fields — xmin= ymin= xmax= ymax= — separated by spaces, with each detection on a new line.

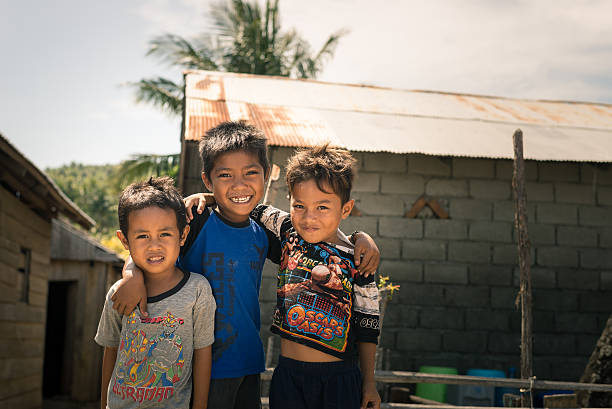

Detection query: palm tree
xmin=131 ymin=0 xmax=346 ymax=116
xmin=114 ymin=153 xmax=181 ymax=188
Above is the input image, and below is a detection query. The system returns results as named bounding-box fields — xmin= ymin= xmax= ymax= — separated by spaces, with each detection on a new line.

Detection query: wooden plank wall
xmin=0 ymin=187 xmax=52 ymax=409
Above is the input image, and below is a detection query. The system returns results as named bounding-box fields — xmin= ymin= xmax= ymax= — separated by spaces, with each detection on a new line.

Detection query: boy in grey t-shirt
xmin=95 ymin=177 xmax=215 ymax=409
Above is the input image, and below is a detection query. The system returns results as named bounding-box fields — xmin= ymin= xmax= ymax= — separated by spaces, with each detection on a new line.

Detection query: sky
xmin=1 ymin=0 xmax=611 ymax=170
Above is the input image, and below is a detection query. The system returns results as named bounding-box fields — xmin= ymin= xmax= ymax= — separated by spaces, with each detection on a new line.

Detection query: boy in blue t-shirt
xmin=111 ymin=122 xmax=380 ymax=409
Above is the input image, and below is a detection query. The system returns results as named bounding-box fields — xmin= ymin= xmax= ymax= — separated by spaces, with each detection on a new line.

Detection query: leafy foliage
xmin=130 ymin=0 xmax=346 ymax=116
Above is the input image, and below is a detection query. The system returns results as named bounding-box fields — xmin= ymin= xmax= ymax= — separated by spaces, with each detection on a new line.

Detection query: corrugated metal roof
xmin=183 ymin=70 xmax=612 ymax=162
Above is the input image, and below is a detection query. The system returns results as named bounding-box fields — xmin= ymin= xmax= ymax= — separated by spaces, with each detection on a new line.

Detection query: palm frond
xmin=147 ymin=33 xmax=219 ymax=70
xmin=129 ymin=77 xmax=183 ymax=116
xmin=114 ymin=153 xmax=181 ymax=189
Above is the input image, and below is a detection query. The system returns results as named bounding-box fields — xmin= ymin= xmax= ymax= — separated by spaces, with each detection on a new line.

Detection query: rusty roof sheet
xmin=183 ymin=70 xmax=612 ymax=162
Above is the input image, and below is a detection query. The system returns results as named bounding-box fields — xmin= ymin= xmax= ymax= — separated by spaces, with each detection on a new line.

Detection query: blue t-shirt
xmin=178 ymin=207 xmax=274 ymax=379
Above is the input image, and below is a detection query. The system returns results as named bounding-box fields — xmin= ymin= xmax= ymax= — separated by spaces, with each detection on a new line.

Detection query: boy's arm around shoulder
xmin=110 ymin=256 xmax=148 ymax=317
xmin=350 ymin=231 xmax=380 ymax=277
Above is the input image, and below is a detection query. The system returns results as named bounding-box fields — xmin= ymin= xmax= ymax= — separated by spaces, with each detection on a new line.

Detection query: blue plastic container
xmin=461 ymin=368 xmax=506 ymax=406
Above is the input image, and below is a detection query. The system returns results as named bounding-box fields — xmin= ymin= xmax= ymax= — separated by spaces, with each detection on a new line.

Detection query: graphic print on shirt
xmin=112 ymin=311 xmax=185 ymax=403
xmin=273 ymin=238 xmax=357 ymax=353
xmin=202 ymin=252 xmax=237 ymax=361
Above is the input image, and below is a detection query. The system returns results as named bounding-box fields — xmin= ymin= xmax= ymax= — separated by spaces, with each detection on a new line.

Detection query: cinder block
xmin=424 ymin=263 xmax=468 ymax=284
xmin=549 ymin=357 xmax=590 ymax=382
xmin=382 ymin=307 xmax=419 ymax=328
xmin=376 ymin=238 xmax=402 ymax=259
xmin=537 ymin=203 xmax=578 ymax=225
xmin=579 ymin=206 xmax=612 ymax=227
xmin=443 ymin=330 xmax=487 ymax=353
xmin=408 ymin=155 xmax=451 ymax=176
xmin=534 ymin=334 xmax=576 ymax=355
xmin=602 ymin=228 xmax=612 ymax=248
xmin=465 ymin=309 xmax=510 ymax=331
xmin=493 ymin=201 xmax=536 ymax=222
xmin=402 ymin=240 xmax=446 ymax=261
xmin=513 ymin=267 xmax=556 ymax=288
xmin=492 ymin=244 xmax=524 ymax=265
xmin=396 ymin=329 xmax=442 ymax=351
xmin=398 ymin=283 xmax=445 ymax=306
xmin=448 ymin=242 xmax=490 ymax=263
xmin=380 ymin=174 xmax=424 ymax=194
xmin=539 ymin=162 xmax=580 ymax=182
xmin=449 ymin=199 xmax=492 ymax=220
xmin=424 ymin=219 xmax=467 ymax=240
xmin=581 ymin=163 xmax=612 ymax=186
xmin=577 ymin=335 xmax=600 ymax=355
xmin=469 ymin=265 xmax=513 ymax=286
xmin=525 ymin=182 xmax=554 ymax=202
xmin=557 ymin=226 xmax=598 ymax=247
xmin=452 ymin=158 xmax=495 ymax=178
xmin=580 ymin=248 xmax=612 ymax=269
xmin=555 ymin=312 xmax=598 ymax=334
xmin=363 ymin=152 xmax=406 ymax=172
xmin=426 ymin=179 xmax=469 ymax=197
xmin=598 ymin=187 xmax=612 ymax=205
xmin=358 ymin=194 xmax=405 ymax=216
xmin=379 ymin=260 xmax=423 ymax=282
xmin=353 ymin=173 xmax=380 ymax=193
xmin=470 ymin=180 xmax=511 ymax=200
xmin=530 ymin=311 xmax=556 ymax=332
xmin=491 ymin=287 xmax=518 ymax=309
xmin=537 ymin=247 xmax=578 ymax=267
xmin=420 ymin=308 xmax=464 ymax=329
xmin=514 ymin=223 xmax=555 ymax=245
xmin=469 ymin=221 xmax=513 ymax=242
xmin=379 ymin=218 xmax=423 ymax=238
xmin=340 ymin=216 xmax=378 ymax=237
xmin=488 ymin=332 xmax=520 ymax=354
xmin=555 ymin=183 xmax=596 ymax=204
xmin=495 ymin=159 xmax=538 ymax=180
xmin=602 ymin=271 xmax=612 ymax=290
xmin=579 ymin=292 xmax=612 ymax=312
xmin=533 ymin=288 xmax=579 ymax=310
xmin=443 ymin=285 xmax=489 ymax=307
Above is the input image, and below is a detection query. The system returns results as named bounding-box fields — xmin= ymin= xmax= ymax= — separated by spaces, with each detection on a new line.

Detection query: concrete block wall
xmin=259 ymin=147 xmax=612 ymax=381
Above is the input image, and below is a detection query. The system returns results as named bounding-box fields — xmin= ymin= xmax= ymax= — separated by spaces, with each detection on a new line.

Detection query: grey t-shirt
xmin=95 ymin=271 xmax=215 ymax=409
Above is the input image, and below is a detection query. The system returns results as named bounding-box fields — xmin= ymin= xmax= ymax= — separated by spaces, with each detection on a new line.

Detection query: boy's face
xmin=117 ymin=206 xmax=189 ymax=276
xmin=202 ymin=150 xmax=266 ymax=223
xmin=290 ymin=179 xmax=354 ymax=245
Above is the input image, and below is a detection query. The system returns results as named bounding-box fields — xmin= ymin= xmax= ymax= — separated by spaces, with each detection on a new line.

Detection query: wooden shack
xmin=0 ymin=134 xmax=120 ymax=408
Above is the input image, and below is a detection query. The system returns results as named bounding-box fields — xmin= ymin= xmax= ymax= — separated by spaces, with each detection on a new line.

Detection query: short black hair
xmin=285 ymin=144 xmax=357 ymax=204
xmin=118 ymin=176 xmax=186 ymax=238
xmin=199 ymin=121 xmax=269 ymax=178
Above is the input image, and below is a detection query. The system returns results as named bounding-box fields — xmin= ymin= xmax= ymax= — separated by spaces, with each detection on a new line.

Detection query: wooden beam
xmin=512 ymin=129 xmax=533 ymax=407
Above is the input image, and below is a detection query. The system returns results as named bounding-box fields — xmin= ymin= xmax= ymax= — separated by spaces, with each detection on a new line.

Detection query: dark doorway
xmin=43 ymin=281 xmax=77 ymax=398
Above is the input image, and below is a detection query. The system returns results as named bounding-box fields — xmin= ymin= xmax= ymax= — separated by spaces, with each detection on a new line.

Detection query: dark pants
xmin=269 ymin=356 xmax=362 ymax=409
xmin=208 ymin=373 xmax=262 ymax=409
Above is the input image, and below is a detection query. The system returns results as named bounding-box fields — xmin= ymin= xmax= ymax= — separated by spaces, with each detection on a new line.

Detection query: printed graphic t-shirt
xmin=177 ymin=208 xmax=273 ymax=379
xmin=252 ymin=204 xmax=380 ymax=361
xmin=95 ymin=271 xmax=215 ymax=409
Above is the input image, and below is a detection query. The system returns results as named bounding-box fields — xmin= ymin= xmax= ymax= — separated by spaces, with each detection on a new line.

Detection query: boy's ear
xmin=179 ymin=225 xmax=190 ymax=247
xmin=116 ymin=230 xmax=130 ymax=250
xmin=341 ymin=199 xmax=354 ymax=220
xmin=201 ymin=172 xmax=213 ymax=192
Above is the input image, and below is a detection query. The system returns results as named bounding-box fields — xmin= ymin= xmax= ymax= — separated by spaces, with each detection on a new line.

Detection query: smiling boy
xmin=252 ymin=145 xmax=382 ymax=409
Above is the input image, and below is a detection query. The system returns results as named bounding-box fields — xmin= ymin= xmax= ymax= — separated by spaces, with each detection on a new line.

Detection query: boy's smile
xmin=117 ymin=206 xmax=189 ymax=276
xmin=202 ymin=150 xmax=266 ymax=223
xmin=290 ymin=179 xmax=354 ymax=245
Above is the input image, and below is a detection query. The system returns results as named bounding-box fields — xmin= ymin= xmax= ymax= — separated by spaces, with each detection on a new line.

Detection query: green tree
xmin=131 ymin=0 xmax=346 ymax=116
xmin=114 ymin=153 xmax=180 ymax=188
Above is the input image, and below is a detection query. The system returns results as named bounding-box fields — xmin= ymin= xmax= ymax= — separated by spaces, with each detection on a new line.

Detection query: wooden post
xmin=512 ymin=129 xmax=533 ymax=407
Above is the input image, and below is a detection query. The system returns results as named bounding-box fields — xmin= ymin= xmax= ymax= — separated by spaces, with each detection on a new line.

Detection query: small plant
xmin=377 ymin=275 xmax=400 ymax=300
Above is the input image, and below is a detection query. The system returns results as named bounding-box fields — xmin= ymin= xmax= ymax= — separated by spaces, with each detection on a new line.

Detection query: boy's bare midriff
xmin=280 ymin=338 xmax=341 ymax=362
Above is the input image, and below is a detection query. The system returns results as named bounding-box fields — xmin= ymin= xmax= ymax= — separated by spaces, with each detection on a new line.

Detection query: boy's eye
xmin=293 ymin=204 xmax=304 ymax=210
xmin=317 ymin=206 xmax=329 ymax=211
xmin=136 ymin=234 xmax=148 ymax=239
xmin=218 ymin=173 xmax=231 ymax=178
xmin=160 ymin=232 xmax=172 ymax=237
xmin=246 ymin=170 xmax=260 ymax=175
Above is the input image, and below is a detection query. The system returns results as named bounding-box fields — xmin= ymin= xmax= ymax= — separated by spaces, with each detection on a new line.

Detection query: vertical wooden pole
xmin=512 ymin=129 xmax=533 ymax=407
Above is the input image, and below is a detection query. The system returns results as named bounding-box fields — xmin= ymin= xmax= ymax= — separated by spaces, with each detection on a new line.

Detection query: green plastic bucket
xmin=415 ymin=366 xmax=458 ymax=403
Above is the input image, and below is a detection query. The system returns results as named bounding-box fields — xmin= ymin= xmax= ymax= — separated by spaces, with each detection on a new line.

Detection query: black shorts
xmin=269 ymin=356 xmax=362 ymax=409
